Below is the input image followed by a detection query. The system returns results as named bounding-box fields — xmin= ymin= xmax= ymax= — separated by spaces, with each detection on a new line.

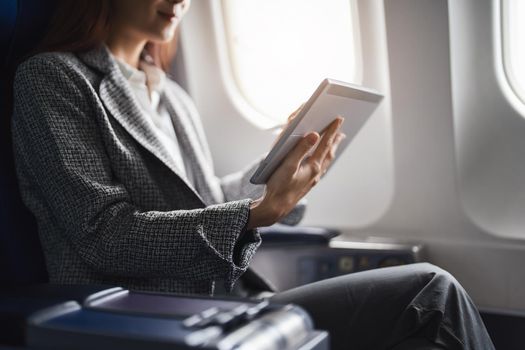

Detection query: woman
xmin=11 ymin=0 xmax=494 ymax=348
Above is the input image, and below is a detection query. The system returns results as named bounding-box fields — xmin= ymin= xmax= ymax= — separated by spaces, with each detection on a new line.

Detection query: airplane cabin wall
xmin=179 ymin=0 xmax=525 ymax=313
xmin=364 ymin=0 xmax=525 ymax=315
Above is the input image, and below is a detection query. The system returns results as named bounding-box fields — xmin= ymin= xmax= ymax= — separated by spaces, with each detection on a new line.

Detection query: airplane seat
xmin=0 ymin=0 xmax=57 ymax=286
xmin=0 ymin=0 xmax=420 ymax=293
xmin=0 ymin=0 xmax=338 ymax=290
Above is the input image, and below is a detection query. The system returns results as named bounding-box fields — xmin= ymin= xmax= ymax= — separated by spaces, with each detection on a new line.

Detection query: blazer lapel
xmin=161 ymin=89 xmax=224 ymax=206
xmin=77 ymin=46 xmax=206 ymax=205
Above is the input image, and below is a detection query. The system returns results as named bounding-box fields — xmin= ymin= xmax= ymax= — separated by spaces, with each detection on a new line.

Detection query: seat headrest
xmin=1 ymin=0 xmax=58 ymax=73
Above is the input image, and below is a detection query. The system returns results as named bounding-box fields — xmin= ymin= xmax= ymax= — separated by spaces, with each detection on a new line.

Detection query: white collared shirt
xmin=115 ymin=58 xmax=194 ymax=185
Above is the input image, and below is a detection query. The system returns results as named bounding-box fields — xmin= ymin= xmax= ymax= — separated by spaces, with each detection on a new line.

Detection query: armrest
xmin=258 ymin=223 xmax=340 ymax=245
xmin=0 ymin=285 xmax=329 ymax=350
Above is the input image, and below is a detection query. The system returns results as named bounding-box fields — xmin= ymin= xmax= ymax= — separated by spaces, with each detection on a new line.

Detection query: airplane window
xmin=221 ymin=0 xmax=360 ymax=126
xmin=503 ymin=0 xmax=525 ymax=104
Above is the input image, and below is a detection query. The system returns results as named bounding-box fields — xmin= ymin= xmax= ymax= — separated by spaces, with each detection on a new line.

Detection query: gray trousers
xmin=268 ymin=263 xmax=495 ymax=350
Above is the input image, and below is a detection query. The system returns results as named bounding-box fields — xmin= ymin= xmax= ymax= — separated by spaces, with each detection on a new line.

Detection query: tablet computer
xmin=250 ymin=78 xmax=383 ymax=184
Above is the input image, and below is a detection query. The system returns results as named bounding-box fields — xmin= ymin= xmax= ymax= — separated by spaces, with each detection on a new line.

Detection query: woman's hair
xmin=36 ymin=0 xmax=178 ymax=71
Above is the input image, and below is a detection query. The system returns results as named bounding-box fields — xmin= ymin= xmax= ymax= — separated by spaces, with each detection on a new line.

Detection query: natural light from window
xmin=221 ymin=0 xmax=359 ymax=126
xmin=504 ymin=0 xmax=525 ymax=104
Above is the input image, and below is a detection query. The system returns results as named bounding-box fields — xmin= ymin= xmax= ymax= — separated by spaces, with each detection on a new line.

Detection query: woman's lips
xmin=158 ymin=11 xmax=176 ymax=22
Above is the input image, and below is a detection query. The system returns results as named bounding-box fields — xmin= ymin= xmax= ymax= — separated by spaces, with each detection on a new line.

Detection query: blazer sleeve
xmin=11 ymin=54 xmax=260 ymax=290
xmin=220 ymin=157 xmax=307 ymax=226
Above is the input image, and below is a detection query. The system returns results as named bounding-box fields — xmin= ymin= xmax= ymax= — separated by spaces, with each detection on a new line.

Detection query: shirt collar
xmin=140 ymin=60 xmax=166 ymax=93
xmin=115 ymin=56 xmax=166 ymax=94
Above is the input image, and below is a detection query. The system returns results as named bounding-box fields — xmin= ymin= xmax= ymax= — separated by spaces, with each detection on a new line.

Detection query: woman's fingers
xmin=321 ymin=132 xmax=346 ymax=175
xmin=282 ymin=132 xmax=320 ymax=172
xmin=270 ymin=103 xmax=307 ymax=149
xmin=288 ymin=103 xmax=305 ymax=122
xmin=275 ymin=116 xmax=343 ymax=186
xmin=308 ymin=117 xmax=344 ymax=168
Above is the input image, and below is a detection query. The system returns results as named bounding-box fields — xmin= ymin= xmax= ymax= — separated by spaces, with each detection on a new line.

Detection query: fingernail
xmin=306 ymin=133 xmax=318 ymax=145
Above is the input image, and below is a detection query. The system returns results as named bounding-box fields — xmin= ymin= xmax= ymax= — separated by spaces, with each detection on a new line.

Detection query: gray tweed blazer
xmin=11 ymin=45 xmax=304 ymax=295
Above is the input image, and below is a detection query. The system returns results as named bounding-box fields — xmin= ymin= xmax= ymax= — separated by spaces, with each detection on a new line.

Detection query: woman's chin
xmin=154 ymin=27 xmax=178 ymax=43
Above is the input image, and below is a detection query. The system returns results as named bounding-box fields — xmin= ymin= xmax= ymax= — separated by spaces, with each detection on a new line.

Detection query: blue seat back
xmin=1 ymin=0 xmax=58 ymax=285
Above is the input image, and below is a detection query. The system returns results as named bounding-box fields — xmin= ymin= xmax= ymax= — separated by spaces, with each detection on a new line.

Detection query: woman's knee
xmin=411 ymin=262 xmax=457 ymax=282
xmin=403 ymin=262 xmax=467 ymax=298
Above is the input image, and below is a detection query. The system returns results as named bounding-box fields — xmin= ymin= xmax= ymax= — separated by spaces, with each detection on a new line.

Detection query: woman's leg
xmin=270 ymin=263 xmax=494 ymax=350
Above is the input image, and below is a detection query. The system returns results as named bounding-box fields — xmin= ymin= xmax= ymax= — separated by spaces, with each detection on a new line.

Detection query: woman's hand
xmin=246 ymin=116 xmax=346 ymax=229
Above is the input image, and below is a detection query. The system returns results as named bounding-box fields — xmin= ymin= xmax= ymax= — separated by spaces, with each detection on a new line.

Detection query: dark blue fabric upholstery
xmin=1 ymin=0 xmax=57 ymax=285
